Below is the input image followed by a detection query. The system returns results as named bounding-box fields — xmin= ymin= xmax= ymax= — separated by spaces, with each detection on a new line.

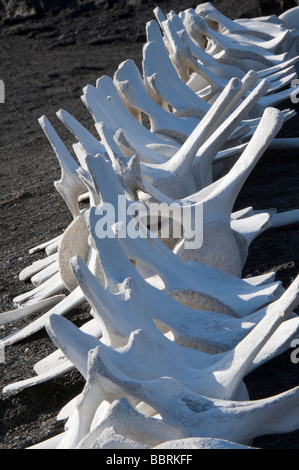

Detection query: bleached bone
xmin=117 ymin=222 xmax=281 ymax=315
xmin=45 ymin=268 xmax=299 ymax=403
xmin=45 ymin=237 xmax=62 ymax=256
xmin=151 ymin=10 xmax=233 ymax=75
xmin=77 ymin=426 xmax=149 ymax=450
xmin=12 ymin=271 xmax=65 ymax=307
xmin=108 ymin=100 xmax=258 ymax=186
xmin=160 ymin=13 xmax=293 ymax=101
xmin=84 ymin=156 xmax=281 ymax=316
xmin=142 ymin=39 xmax=210 ymax=116
xmin=40 ymin=269 xmax=299 ymax=449
xmin=57 ymin=211 xmax=90 ymax=292
xmin=69 ymin=213 xmax=298 ymax=361
xmin=14 ymin=270 xmax=295 ymax=398
xmin=3 ymin=4 xmax=299 ymax=451
xmin=79 ymin=424 xmax=256 ymax=449
xmin=95 ymin=123 xmax=144 ymax=201
xmin=154 ymin=437 xmax=255 ymax=450
xmin=81 ymin=76 xmax=182 ymax=163
xmin=58 ymin=400 xmax=254 ymax=449
xmin=104 ymin=72 xmax=271 ymax=201
xmin=125 ymin=107 xmax=279 ymax=275
xmin=94 ymin=361 xmax=299 ymax=445
xmin=72 ymin=219 xmax=299 ymax=367
xmin=270 ymin=210 xmax=299 ymax=228
xmin=136 ymin=170 xmax=274 ymax=247
xmin=113 ymin=59 xmax=200 ymax=140
xmin=160 ymin=17 xmax=229 ymax=96
xmin=0 ymin=295 xmax=65 ymax=326
xmin=143 ymin=30 xmax=292 ymax=127
xmin=173 ymin=107 xmax=284 ymax=275
xmin=228 ymin=29 xmax=299 ymax=59
xmin=19 ymin=252 xmax=58 ymax=282
xmin=39 ymin=116 xmax=87 ymax=218
xmin=158 ymin=15 xmax=299 ymax=109
xmin=1 ymin=286 xmax=85 ymax=348
xmin=29 ymin=234 xmax=62 ymax=254
xmin=2 ymin=318 xmax=102 ymax=396
xmin=55 ymin=109 xmax=106 ymax=164
xmin=58 ymin=391 xmax=185 ymax=450
xmin=257 ymin=55 xmax=299 ymax=78
xmin=111 ymin=74 xmax=262 ymax=199
xmin=31 ymin=261 xmax=59 ymax=287
xmin=195 ymin=2 xmax=286 ymax=38
xmin=69 ymin=244 xmax=271 ymax=354
xmin=229 ymin=211 xmax=272 ymax=263
xmin=182 ymin=9 xmax=289 ymax=70
xmin=56 ymin=324 xmax=299 ymax=448
xmin=189 ymin=79 xmax=271 ymax=189
xmin=140 ymin=80 xmax=269 ymax=200
xmin=279 ymin=6 xmax=299 ymax=33
xmin=32 ymin=315 xmax=99 ymax=376
xmin=3 ymin=357 xmax=74 ymax=397
xmin=76 ymin=87 xmax=179 ymax=165
xmin=176 ymin=20 xmax=299 ymax=89
xmin=195 ymin=3 xmax=299 ymax=55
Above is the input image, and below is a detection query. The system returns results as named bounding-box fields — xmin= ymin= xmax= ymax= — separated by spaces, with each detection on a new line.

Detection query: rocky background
xmin=0 ymin=0 xmax=298 ymax=449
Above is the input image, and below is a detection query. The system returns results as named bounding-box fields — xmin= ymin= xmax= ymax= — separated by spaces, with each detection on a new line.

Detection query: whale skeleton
xmin=1 ymin=3 xmax=299 ymax=450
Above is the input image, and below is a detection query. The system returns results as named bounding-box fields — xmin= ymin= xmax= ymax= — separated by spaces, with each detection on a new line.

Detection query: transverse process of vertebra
xmin=1 ymin=2 xmax=299 ymax=450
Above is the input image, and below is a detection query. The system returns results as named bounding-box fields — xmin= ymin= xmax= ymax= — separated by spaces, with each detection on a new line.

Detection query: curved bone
xmin=82 ymin=80 xmax=180 ymax=164
xmin=113 ymin=59 xmax=200 ymax=140
xmin=3 ymin=3 xmax=299 ymax=451
xmin=1 ymin=286 xmax=85 ymax=348
xmin=142 ymin=39 xmax=210 ymax=116
xmin=56 ymin=109 xmax=106 ymax=162
xmin=12 ymin=271 xmax=65 ymax=307
xmin=31 ymin=261 xmax=59 ymax=287
xmin=37 ymin=271 xmax=298 ymax=449
xmin=104 ymin=75 xmax=268 ymax=201
xmin=19 ymin=252 xmax=58 ymax=282
xmin=159 ymin=11 xmax=247 ymax=81
xmin=57 ymin=211 xmax=90 ymax=292
xmin=68 ymin=251 xmax=266 ymax=355
xmin=174 ymin=107 xmax=284 ymax=275
xmin=195 ymin=2 xmax=286 ymax=38
xmin=0 ymin=295 xmax=65 ymax=326
xmin=114 ymin=76 xmax=253 ymax=199
xmin=270 ymin=209 xmax=299 ymax=228
xmin=158 ymin=15 xmax=298 ymax=107
xmin=182 ymin=9 xmax=288 ymax=70
xmin=65 ymin=343 xmax=299 ymax=447
xmin=2 ymin=318 xmax=102 ymax=396
xmin=47 ymin=263 xmax=298 ymax=400
xmin=38 ymin=115 xmax=87 ymax=218
xmin=95 ymin=122 xmax=144 ymax=200
xmin=29 ymin=234 xmax=62 ymax=255
xmin=279 ymin=5 xmax=299 ymax=39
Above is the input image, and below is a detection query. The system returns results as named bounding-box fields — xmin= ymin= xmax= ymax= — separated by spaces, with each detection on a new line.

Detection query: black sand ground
xmin=0 ymin=0 xmax=298 ymax=449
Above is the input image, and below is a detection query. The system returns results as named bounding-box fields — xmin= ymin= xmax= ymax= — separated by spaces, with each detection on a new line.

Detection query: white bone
xmin=195 ymin=3 xmax=285 ymax=38
xmin=31 ymin=261 xmax=59 ymax=287
xmin=183 ymin=9 xmax=289 ymax=69
xmin=0 ymin=295 xmax=65 ymax=326
xmin=38 ymin=115 xmax=87 ymax=218
xmin=29 ymin=234 xmax=62 ymax=254
xmin=19 ymin=252 xmax=58 ymax=282
xmin=83 ymin=158 xmax=282 ymax=316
